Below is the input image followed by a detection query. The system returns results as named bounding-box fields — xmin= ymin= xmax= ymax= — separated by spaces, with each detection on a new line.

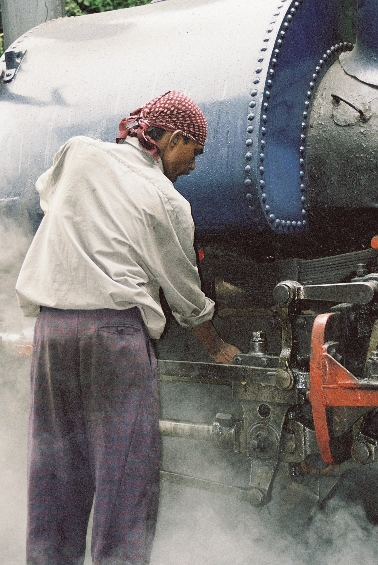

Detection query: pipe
xmin=340 ymin=0 xmax=378 ymax=86
xmin=0 ymin=0 xmax=65 ymax=49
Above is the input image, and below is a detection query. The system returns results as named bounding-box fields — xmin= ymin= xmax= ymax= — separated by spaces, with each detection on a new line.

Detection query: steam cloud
xmin=1 ymin=220 xmax=378 ymax=565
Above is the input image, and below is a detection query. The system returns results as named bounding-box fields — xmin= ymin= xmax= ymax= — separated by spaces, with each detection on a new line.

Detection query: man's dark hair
xmin=146 ymin=126 xmax=191 ymax=144
xmin=146 ymin=126 xmax=166 ymax=141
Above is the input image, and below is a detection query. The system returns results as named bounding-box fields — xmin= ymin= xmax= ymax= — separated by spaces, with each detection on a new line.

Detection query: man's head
xmin=116 ymin=91 xmax=207 ymax=181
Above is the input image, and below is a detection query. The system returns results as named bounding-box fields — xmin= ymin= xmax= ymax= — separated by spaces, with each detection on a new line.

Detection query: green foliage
xmin=65 ymin=0 xmax=151 ymax=17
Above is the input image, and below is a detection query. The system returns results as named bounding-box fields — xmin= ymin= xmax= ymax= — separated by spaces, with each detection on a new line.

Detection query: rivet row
xmin=244 ymin=0 xmax=304 ymax=231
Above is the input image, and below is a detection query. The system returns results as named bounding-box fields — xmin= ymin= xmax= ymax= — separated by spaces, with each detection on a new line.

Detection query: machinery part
xmin=308 ymin=56 xmax=378 ymax=215
xmin=340 ymin=0 xmax=378 ymax=86
xmin=248 ymin=331 xmax=267 ymax=356
xmin=1 ymin=0 xmax=65 ymax=49
xmin=160 ymin=470 xmax=270 ymax=507
xmin=2 ymin=48 xmax=27 ymax=84
xmin=331 ymin=92 xmax=371 ymax=122
xmin=0 ymin=0 xmax=352 ymax=235
xmin=364 ymin=319 xmax=378 ymax=378
xmin=309 ymin=312 xmax=378 ymax=464
xmin=273 ymin=281 xmax=302 ymax=389
xmin=351 ymin=433 xmax=378 ymax=464
xmin=159 ymin=413 xmax=242 ymax=451
xmin=274 ymin=279 xmax=378 ymax=305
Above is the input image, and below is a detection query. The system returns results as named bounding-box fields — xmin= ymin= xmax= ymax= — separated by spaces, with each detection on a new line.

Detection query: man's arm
xmin=191 ymin=320 xmax=241 ymax=364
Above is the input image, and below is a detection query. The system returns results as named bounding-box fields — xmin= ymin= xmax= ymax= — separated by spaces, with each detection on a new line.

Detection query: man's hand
xmin=191 ymin=320 xmax=241 ymax=364
xmin=211 ymin=343 xmax=241 ymax=364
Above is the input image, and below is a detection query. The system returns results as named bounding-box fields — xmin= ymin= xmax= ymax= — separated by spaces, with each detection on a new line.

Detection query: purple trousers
xmin=27 ymin=307 xmax=160 ymax=565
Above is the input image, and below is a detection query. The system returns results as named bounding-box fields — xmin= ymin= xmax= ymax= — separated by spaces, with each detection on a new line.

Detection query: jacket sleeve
xmin=137 ymin=192 xmax=215 ymax=329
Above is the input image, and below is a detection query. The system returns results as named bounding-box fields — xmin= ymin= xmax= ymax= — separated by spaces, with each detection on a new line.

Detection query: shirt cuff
xmin=172 ymin=297 xmax=215 ymax=329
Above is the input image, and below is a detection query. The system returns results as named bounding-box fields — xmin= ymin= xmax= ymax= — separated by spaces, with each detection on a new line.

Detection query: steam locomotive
xmin=2 ymin=0 xmax=378 ymax=510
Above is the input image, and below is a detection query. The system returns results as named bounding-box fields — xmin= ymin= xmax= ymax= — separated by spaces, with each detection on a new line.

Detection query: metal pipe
xmin=340 ymin=0 xmax=378 ymax=86
xmin=0 ymin=0 xmax=65 ymax=49
xmin=159 ymin=415 xmax=238 ymax=450
xmin=159 ymin=420 xmax=214 ymax=440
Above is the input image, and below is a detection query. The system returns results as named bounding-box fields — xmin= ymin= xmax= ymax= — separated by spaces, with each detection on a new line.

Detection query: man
xmin=16 ymin=91 xmax=240 ymax=565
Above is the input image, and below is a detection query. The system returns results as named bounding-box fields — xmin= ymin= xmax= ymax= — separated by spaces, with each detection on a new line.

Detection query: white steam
xmin=1 ymin=220 xmax=378 ymax=565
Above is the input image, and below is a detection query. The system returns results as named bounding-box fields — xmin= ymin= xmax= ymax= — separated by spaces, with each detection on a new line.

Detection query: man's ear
xmin=169 ymin=130 xmax=183 ymax=148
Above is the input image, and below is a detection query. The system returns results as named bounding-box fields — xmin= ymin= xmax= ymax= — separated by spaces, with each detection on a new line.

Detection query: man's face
xmin=160 ymin=132 xmax=204 ymax=183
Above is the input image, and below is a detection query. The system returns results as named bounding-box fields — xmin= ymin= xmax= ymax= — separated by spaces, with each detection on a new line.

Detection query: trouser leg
xmin=27 ymin=307 xmax=160 ymax=565
xmin=27 ymin=309 xmax=94 ymax=565
xmin=79 ymin=309 xmax=160 ymax=565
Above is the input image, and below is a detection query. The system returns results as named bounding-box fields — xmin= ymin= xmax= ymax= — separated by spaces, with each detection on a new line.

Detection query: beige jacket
xmin=15 ymin=136 xmax=214 ymax=339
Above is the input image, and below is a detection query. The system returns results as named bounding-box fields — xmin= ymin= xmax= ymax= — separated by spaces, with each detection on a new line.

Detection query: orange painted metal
xmin=309 ymin=312 xmax=378 ymax=464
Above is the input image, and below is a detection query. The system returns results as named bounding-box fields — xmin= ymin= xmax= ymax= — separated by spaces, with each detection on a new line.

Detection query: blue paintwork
xmin=245 ymin=0 xmax=342 ymax=234
xmin=0 ymin=0 xmax=352 ymax=236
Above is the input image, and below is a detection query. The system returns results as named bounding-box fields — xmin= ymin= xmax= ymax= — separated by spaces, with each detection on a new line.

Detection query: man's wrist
xmin=208 ymin=338 xmax=226 ymax=359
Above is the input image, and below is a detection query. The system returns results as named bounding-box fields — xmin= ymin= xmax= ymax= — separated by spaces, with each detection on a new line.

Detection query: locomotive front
xmin=2 ymin=0 xmax=378 ymax=511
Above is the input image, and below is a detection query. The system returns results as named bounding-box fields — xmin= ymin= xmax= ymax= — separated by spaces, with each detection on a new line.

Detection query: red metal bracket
xmin=309 ymin=312 xmax=378 ymax=464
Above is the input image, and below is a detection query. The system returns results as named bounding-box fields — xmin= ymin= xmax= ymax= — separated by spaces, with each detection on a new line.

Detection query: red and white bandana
xmin=116 ymin=91 xmax=207 ymax=161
